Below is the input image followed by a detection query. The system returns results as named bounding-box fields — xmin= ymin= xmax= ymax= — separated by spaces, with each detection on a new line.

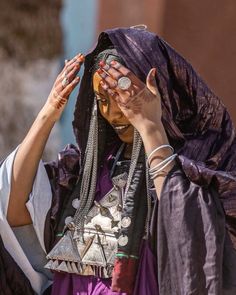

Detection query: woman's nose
xmin=106 ymin=99 xmax=123 ymax=121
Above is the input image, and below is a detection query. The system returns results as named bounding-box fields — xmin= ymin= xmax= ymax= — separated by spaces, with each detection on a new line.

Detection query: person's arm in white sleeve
xmin=7 ymin=54 xmax=84 ymax=226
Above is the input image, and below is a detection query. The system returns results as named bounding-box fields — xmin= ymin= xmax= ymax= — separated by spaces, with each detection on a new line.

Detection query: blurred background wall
xmin=0 ymin=0 xmax=235 ymax=159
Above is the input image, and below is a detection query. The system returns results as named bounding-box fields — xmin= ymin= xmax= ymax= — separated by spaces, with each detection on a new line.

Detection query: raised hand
xmin=97 ymin=60 xmax=162 ymax=136
xmin=46 ymin=53 xmax=84 ymax=120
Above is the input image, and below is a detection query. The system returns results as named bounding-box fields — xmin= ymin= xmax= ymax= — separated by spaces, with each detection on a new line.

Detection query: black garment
xmin=151 ymin=166 xmax=236 ymax=294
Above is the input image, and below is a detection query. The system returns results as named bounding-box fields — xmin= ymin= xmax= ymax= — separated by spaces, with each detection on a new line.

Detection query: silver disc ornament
xmin=117 ymin=77 xmax=132 ymax=90
xmin=121 ymin=216 xmax=131 ymax=228
xmin=118 ymin=235 xmax=129 ymax=246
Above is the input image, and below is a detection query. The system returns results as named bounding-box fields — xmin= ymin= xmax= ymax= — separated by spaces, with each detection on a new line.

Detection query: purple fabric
xmin=51 ymin=274 xmax=126 ymax=295
xmin=133 ymin=240 xmax=159 ymax=295
xmin=95 ymin=147 xmax=115 ymax=202
xmin=51 ymin=241 xmax=158 ymax=295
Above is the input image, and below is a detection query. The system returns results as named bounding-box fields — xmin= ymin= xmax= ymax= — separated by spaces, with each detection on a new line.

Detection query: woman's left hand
xmin=97 ymin=60 xmax=163 ymax=136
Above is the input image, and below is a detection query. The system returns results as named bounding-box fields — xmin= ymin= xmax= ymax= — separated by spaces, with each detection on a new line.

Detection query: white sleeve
xmin=0 ymin=148 xmax=53 ymax=294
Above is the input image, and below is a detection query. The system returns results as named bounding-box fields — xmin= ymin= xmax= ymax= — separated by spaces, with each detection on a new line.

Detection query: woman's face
xmin=93 ymin=71 xmax=134 ymax=144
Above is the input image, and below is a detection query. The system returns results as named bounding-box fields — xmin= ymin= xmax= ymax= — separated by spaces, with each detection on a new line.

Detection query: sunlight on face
xmin=93 ymin=72 xmax=134 ymax=144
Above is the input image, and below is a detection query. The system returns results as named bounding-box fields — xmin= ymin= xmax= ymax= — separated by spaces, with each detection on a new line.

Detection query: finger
xmin=60 ymin=76 xmax=80 ymax=97
xmin=55 ymin=57 xmax=83 ymax=90
xmin=99 ymin=81 xmax=119 ymax=99
xmin=109 ymin=60 xmax=144 ymax=88
xmin=60 ymin=54 xmax=84 ymax=81
xmin=99 ymin=80 xmax=109 ymax=91
xmin=63 ymin=66 xmax=80 ymax=85
xmin=98 ymin=76 xmax=134 ymax=103
xmin=63 ymin=54 xmax=84 ymax=74
xmin=146 ymin=68 xmax=158 ymax=95
xmin=99 ymin=60 xmax=142 ymax=90
xmin=97 ymin=69 xmax=118 ymax=89
xmin=64 ymin=53 xmax=84 ymax=68
xmin=99 ymin=61 xmax=123 ymax=80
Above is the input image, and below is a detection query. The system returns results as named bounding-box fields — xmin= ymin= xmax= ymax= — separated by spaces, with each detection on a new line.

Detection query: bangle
xmin=147 ymin=144 xmax=174 ymax=166
xmin=149 ymin=153 xmax=177 ymax=174
xmin=149 ymin=153 xmax=177 ymax=180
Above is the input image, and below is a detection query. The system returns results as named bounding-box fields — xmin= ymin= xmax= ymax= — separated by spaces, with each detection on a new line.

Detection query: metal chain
xmin=122 ymin=129 xmax=142 ymax=205
xmin=73 ymin=99 xmax=98 ymax=228
xmin=144 ymin=156 xmax=152 ymax=239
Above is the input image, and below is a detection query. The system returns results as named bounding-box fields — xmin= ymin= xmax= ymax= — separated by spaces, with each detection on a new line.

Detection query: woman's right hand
xmin=45 ymin=53 xmax=85 ymax=121
xmin=7 ymin=53 xmax=85 ymax=226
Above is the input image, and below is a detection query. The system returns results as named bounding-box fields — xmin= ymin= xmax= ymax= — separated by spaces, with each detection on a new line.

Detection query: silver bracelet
xmin=147 ymin=144 xmax=174 ymax=166
xmin=149 ymin=153 xmax=177 ymax=180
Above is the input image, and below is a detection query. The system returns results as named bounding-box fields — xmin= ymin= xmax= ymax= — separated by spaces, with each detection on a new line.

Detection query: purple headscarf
xmin=73 ymin=27 xmax=236 ymax=248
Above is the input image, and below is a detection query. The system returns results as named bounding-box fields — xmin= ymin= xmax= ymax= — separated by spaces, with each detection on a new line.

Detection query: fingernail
xmin=65 ymin=59 xmax=69 ymax=64
xmin=78 ymin=55 xmax=85 ymax=62
xmin=110 ymin=60 xmax=117 ymax=66
xmin=99 ymin=60 xmax=106 ymax=67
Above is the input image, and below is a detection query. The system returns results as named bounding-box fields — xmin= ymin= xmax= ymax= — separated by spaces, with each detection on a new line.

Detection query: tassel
xmin=51 ymin=260 xmax=59 ymax=270
xmin=82 ymin=264 xmax=94 ymax=276
xmin=56 ymin=261 xmax=69 ymax=273
xmin=71 ymin=262 xmax=79 ymax=274
xmin=66 ymin=262 xmax=73 ymax=273
xmin=44 ymin=260 xmax=54 ymax=270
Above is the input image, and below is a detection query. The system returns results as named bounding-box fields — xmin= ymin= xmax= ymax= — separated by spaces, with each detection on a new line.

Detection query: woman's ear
xmin=146 ymin=68 xmax=158 ymax=95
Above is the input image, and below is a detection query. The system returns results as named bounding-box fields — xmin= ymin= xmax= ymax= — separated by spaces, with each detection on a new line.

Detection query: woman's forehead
xmin=92 ymin=72 xmax=106 ymax=97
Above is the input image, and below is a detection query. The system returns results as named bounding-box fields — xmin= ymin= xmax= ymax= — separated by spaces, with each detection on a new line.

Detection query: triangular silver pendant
xmin=81 ymin=241 xmax=107 ymax=266
xmin=44 ymin=259 xmax=54 ymax=270
xmin=46 ymin=259 xmax=59 ymax=271
xmin=81 ymin=264 xmax=94 ymax=276
xmin=46 ymin=230 xmax=81 ymax=263
xmin=56 ymin=261 xmax=69 ymax=273
xmin=66 ymin=262 xmax=74 ymax=273
xmin=71 ymin=261 xmax=80 ymax=274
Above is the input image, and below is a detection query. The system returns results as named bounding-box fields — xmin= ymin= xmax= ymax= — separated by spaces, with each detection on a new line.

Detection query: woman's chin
xmin=117 ymin=127 xmax=134 ymax=144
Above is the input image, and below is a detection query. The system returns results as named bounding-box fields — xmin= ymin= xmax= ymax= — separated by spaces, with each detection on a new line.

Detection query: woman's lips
xmin=112 ymin=124 xmax=130 ymax=134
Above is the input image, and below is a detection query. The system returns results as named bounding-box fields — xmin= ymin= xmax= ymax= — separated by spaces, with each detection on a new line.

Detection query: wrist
xmin=139 ymin=122 xmax=169 ymax=154
xmin=38 ymin=102 xmax=61 ymax=123
xmin=137 ymin=118 xmax=163 ymax=136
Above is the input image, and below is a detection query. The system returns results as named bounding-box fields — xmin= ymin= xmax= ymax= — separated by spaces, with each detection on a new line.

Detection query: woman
xmin=0 ymin=26 xmax=236 ymax=295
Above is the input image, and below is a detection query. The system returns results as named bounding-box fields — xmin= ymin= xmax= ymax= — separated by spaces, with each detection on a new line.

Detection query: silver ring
xmin=117 ymin=76 xmax=132 ymax=91
xmin=62 ymin=75 xmax=69 ymax=87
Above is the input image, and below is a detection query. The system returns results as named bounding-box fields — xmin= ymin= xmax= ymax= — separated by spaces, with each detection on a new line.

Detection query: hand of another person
xmin=97 ymin=60 xmax=163 ymax=136
xmin=46 ymin=53 xmax=84 ymax=121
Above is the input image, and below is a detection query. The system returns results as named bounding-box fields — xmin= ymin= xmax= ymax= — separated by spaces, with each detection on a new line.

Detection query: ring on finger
xmin=117 ymin=76 xmax=132 ymax=91
xmin=63 ymin=70 xmax=68 ymax=78
xmin=62 ymin=71 xmax=70 ymax=87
